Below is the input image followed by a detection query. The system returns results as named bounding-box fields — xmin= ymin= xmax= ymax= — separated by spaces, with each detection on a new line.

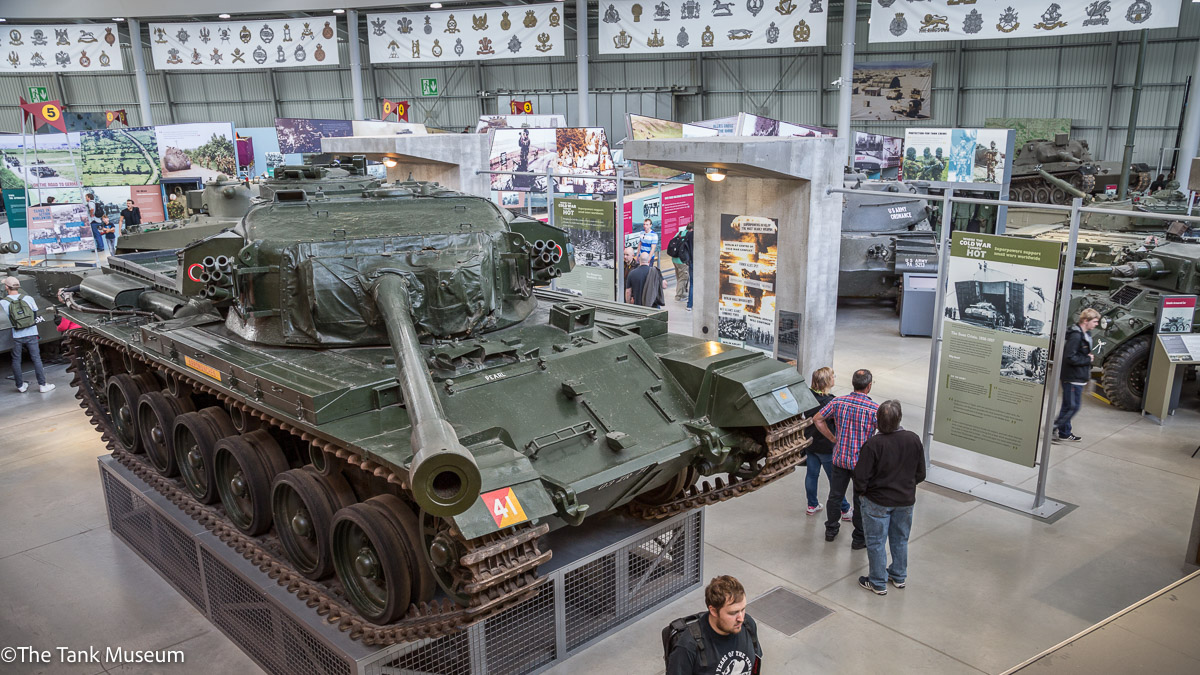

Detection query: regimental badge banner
xmin=934 ymin=232 xmax=1063 ymax=467
xmin=597 ymin=0 xmax=829 ymax=55
xmin=367 ymin=3 xmax=565 ymax=64
xmin=3 ymin=24 xmax=124 ymax=72
xmin=149 ymin=17 xmax=341 ymax=70
xmin=869 ymin=0 xmax=1180 ymax=44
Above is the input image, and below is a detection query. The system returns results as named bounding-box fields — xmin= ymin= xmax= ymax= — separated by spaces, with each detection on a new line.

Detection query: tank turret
xmin=258 ymin=163 xmax=381 ymax=201
xmin=117 ymin=175 xmax=253 ymax=253
xmin=838 ymin=180 xmax=938 ymax=298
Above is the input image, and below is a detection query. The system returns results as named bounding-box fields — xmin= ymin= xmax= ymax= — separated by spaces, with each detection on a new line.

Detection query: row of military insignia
xmin=373 ymin=8 xmax=561 ymax=37
xmin=7 ymin=27 xmax=117 ymax=47
xmin=603 ymin=0 xmax=823 ymax=23
xmin=612 ymin=21 xmax=812 ymax=48
xmin=153 ymin=21 xmax=335 ymax=46
xmin=886 ymin=1 xmax=1155 ymax=37
xmin=385 ymin=34 xmax=556 ymax=59
xmin=163 ymin=44 xmax=329 ymax=65
xmin=6 ymin=49 xmax=114 ymax=68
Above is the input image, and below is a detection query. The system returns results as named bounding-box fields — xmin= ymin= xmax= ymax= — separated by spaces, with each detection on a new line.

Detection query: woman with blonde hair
xmin=803 ymin=367 xmax=850 ymax=516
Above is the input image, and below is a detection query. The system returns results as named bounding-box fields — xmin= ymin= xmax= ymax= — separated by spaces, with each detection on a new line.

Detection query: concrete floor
xmin=1 ymin=289 xmax=1197 ymax=675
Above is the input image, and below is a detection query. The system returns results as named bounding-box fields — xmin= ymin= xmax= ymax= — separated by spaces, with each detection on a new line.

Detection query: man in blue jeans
xmin=853 ymin=400 xmax=924 ymax=595
xmin=1053 ymin=308 xmax=1100 ymax=442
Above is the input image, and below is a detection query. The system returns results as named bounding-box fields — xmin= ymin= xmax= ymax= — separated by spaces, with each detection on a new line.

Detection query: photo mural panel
xmin=149 ymin=17 xmax=341 ymax=70
xmin=2 ymin=24 xmax=124 ymax=72
xmin=598 ymin=0 xmax=830 ymax=55
xmin=80 ymin=127 xmax=161 ymax=187
xmin=367 ymin=3 xmax=566 ymax=64
xmin=155 ymin=123 xmax=237 ymax=181
xmin=0 ymin=132 xmax=84 ymax=204
xmin=851 ymin=61 xmax=932 ymax=121
xmin=718 ymin=214 xmax=778 ymax=355
xmin=869 ymin=0 xmax=1180 ymax=43
xmin=274 ymin=118 xmax=353 ymax=154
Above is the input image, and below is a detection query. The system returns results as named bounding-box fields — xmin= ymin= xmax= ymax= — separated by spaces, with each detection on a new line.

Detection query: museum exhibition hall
xmin=2 ymin=1 xmax=1200 ymax=674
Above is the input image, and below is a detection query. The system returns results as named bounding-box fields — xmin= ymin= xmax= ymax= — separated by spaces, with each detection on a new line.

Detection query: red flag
xmin=510 ymin=100 xmax=533 ymax=114
xmin=104 ymin=109 xmax=128 ymax=127
xmin=19 ymin=97 xmax=67 ymax=133
xmin=381 ymin=99 xmax=409 ymax=122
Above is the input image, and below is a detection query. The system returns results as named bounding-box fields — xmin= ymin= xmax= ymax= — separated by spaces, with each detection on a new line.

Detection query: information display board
xmin=934 ymin=232 xmax=1063 ymax=467
xmin=554 ymin=198 xmax=617 ymax=302
xmin=717 ymin=214 xmax=778 ymax=355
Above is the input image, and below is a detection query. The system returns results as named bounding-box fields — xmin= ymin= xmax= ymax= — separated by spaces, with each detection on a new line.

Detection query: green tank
xmin=117 ymin=175 xmax=253 ymax=252
xmin=256 ymin=163 xmax=381 ymax=201
xmin=1009 ymin=134 xmax=1151 ymax=205
xmin=1070 ymin=243 xmax=1200 ymax=411
xmin=51 ymin=181 xmax=815 ymax=640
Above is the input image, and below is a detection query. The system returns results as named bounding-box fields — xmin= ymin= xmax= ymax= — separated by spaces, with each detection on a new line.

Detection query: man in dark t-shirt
xmin=667 ymin=575 xmax=761 ymax=675
xmin=119 ymin=199 xmax=142 ymax=228
xmin=625 ymin=252 xmax=665 ymax=307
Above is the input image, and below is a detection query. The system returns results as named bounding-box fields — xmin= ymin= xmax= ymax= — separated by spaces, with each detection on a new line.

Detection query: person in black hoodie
xmin=803 ymin=367 xmax=851 ymax=517
xmin=1053 ymin=308 xmax=1101 ymax=442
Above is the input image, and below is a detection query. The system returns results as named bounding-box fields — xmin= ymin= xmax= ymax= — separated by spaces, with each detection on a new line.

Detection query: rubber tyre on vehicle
xmin=172 ymin=407 xmax=237 ymax=504
xmin=1100 ymin=335 xmax=1151 ymax=412
xmin=214 ymin=430 xmax=291 ymax=535
xmin=138 ymin=391 xmax=194 ymax=477
xmin=272 ymin=467 xmax=356 ymax=580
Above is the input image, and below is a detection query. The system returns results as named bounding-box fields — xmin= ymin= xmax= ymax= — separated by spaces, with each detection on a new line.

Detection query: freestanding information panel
xmin=1142 ymin=333 xmax=1200 ymax=423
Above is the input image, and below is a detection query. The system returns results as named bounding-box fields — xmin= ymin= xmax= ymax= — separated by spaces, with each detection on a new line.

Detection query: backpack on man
xmin=662 ymin=611 xmax=761 ymax=672
xmin=5 ymin=293 xmax=37 ymax=330
xmin=666 ymin=231 xmax=683 ymax=258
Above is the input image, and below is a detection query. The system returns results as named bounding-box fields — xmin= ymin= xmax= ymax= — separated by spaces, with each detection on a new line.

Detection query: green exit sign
xmin=420 ymin=78 xmax=438 ymax=97
xmin=27 ymin=86 xmax=49 ymax=103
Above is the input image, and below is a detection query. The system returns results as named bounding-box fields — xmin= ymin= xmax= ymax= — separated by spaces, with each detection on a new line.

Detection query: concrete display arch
xmin=624 ymin=136 xmax=845 ymax=376
xmin=321 ymin=134 xmax=492 ymax=197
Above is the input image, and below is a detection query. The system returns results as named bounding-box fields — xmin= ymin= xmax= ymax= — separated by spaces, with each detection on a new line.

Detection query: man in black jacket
xmin=854 ymin=400 xmax=925 ymax=595
xmin=1053 ymin=308 xmax=1100 ymax=442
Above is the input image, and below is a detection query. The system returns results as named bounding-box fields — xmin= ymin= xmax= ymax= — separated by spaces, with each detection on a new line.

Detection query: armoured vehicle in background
xmin=1070 ymin=243 xmax=1200 ymax=410
xmin=118 ymin=164 xmax=383 ymax=253
xmin=1009 ymin=134 xmax=1151 ymax=205
xmin=53 ymin=180 xmax=814 ymax=639
xmin=838 ymin=180 xmax=939 ymax=298
xmin=117 ymin=176 xmax=253 ymax=253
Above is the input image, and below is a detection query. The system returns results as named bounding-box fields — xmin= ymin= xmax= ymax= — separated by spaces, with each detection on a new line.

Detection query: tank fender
xmin=448 ymin=438 xmax=557 ymax=540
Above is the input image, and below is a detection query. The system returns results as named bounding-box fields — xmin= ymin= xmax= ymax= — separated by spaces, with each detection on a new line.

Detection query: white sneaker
xmin=17 ymin=382 xmax=28 ymax=393
xmin=841 ymin=507 xmax=854 ymax=521
xmin=806 ymin=504 xmax=823 ymax=516
xmin=39 ymin=383 xmax=55 ymax=393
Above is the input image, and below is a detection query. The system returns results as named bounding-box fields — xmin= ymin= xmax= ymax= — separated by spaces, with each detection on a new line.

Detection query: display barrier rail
xmin=826 ymin=186 xmax=1200 ymax=519
xmin=98 ymin=454 xmax=704 ymax=675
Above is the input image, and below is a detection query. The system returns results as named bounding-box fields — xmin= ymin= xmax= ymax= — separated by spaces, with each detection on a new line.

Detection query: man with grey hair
xmin=853 ymin=399 xmax=924 ymax=595
xmin=2 ymin=277 xmax=54 ymax=393
xmin=625 ymin=252 xmax=666 ymax=307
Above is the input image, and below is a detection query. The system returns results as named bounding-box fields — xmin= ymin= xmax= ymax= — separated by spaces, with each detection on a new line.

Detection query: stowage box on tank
xmin=52 ymin=180 xmax=816 ymax=640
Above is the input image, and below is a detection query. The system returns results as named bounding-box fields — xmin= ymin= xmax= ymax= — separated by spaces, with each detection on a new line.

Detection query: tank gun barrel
xmin=1081 ymin=257 xmax=1166 ymax=279
xmin=370 ymin=273 xmax=482 ymax=517
xmin=1036 ymin=169 xmax=1089 ymax=202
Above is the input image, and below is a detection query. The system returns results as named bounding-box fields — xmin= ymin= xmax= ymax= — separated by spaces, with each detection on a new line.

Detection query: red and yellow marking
xmin=481 ymin=487 xmax=528 ymax=528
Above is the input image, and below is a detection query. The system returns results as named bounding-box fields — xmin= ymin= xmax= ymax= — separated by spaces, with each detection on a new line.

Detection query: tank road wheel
xmin=1050 ymin=187 xmax=1068 ymax=205
xmin=1100 ymin=335 xmax=1151 ymax=411
xmin=332 ymin=496 xmax=433 ymax=623
xmin=421 ymin=511 xmax=472 ymax=605
xmin=214 ymin=430 xmax=290 ymax=535
xmin=105 ymin=374 xmax=158 ymax=453
xmin=1017 ymin=186 xmax=1036 ymax=204
xmin=272 ymin=467 xmax=356 ymax=579
xmin=138 ymin=391 xmax=194 ymax=477
xmin=172 ymin=407 xmax=237 ymax=504
xmin=1034 ymin=185 xmax=1052 ymax=204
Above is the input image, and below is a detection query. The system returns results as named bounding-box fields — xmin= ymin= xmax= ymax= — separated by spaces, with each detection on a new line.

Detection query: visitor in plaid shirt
xmin=813 ymin=369 xmax=878 ymax=549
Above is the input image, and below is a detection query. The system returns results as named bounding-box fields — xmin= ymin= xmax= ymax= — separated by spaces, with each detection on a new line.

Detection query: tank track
xmin=65 ymin=331 xmax=549 ymax=646
xmin=627 ymin=415 xmax=812 ymax=520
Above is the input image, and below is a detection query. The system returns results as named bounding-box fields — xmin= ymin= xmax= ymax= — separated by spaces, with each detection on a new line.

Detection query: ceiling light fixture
xmin=430 ymin=2 xmax=443 ymax=8
xmin=112 ymin=17 xmax=125 ymax=21
xmin=333 ymin=8 xmax=346 ymax=14
xmin=218 ymin=14 xmax=231 ymax=19
xmin=383 ymin=158 xmax=398 ymax=168
xmin=705 ymin=167 xmax=726 ymax=182
xmin=0 ymin=19 xmax=7 ymax=23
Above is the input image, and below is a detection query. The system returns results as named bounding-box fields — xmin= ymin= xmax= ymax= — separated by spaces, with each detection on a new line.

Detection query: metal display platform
xmin=98 ymin=455 xmax=704 ymax=675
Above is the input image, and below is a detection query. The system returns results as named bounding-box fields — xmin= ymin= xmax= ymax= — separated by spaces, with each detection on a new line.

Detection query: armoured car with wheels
xmin=1070 ymin=244 xmax=1200 ymax=411
xmin=49 ymin=180 xmax=816 ymax=641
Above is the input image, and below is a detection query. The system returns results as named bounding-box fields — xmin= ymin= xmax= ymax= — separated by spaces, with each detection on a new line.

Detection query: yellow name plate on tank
xmin=184 ymin=356 xmax=222 ymax=382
